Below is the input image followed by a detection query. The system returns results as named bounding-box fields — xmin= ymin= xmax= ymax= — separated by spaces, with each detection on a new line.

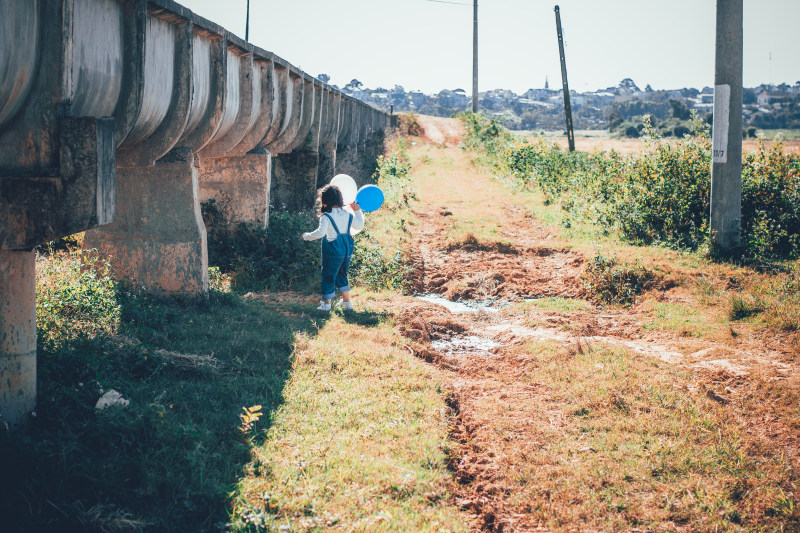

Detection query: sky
xmin=180 ymin=0 xmax=800 ymax=95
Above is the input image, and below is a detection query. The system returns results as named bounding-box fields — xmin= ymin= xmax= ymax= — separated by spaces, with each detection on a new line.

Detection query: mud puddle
xmin=415 ymin=293 xmax=505 ymax=314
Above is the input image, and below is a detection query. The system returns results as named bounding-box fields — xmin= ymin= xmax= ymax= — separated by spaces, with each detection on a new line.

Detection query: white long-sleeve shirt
xmin=302 ymin=207 xmax=364 ymax=241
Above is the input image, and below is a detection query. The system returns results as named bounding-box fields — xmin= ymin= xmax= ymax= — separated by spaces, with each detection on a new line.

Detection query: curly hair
xmin=317 ymin=184 xmax=344 ymax=215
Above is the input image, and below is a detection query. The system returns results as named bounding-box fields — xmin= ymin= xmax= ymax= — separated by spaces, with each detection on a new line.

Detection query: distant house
xmin=757 ymin=91 xmax=788 ymax=105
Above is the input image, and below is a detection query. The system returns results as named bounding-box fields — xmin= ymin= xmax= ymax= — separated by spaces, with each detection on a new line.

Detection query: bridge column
xmin=84 ymin=148 xmax=208 ymax=295
xmin=198 ymin=151 xmax=272 ymax=227
xmin=270 ymin=151 xmax=320 ymax=211
xmin=0 ymin=250 xmax=36 ymax=427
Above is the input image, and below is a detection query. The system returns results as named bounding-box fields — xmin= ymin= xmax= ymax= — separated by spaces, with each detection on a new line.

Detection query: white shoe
xmin=317 ymin=301 xmax=332 ymax=311
xmin=336 ymin=300 xmax=354 ymax=311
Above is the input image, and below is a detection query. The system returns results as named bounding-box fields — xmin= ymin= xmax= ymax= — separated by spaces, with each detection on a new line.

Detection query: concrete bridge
xmin=0 ymin=0 xmax=392 ymax=426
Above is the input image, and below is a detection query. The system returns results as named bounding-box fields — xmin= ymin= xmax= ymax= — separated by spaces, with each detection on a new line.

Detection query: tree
xmin=344 ymin=79 xmax=363 ymax=91
xmin=317 ymin=73 xmax=330 ymax=83
xmin=669 ymin=99 xmax=691 ymax=120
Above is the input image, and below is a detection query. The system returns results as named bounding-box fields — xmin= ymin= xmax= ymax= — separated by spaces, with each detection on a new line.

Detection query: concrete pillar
xmin=198 ymin=151 xmax=271 ymax=228
xmin=0 ymin=250 xmax=36 ymax=427
xmin=83 ymin=148 xmax=208 ymax=295
xmin=317 ymin=144 xmax=337 ymax=189
xmin=271 ymin=152 xmax=320 ymax=211
xmin=709 ymin=0 xmax=743 ymax=256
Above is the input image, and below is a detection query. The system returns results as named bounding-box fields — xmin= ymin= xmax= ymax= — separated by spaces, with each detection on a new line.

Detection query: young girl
xmin=302 ymin=185 xmax=364 ymax=311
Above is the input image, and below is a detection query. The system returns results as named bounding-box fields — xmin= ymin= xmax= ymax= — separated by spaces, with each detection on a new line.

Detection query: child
xmin=302 ymin=185 xmax=364 ymax=311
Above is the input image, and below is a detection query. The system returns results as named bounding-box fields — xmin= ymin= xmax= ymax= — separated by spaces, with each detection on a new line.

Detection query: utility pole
xmin=554 ymin=5 xmax=575 ymax=152
xmin=472 ymin=0 xmax=478 ymax=113
xmin=709 ymin=0 xmax=743 ymax=256
xmin=245 ymin=0 xmax=250 ymax=41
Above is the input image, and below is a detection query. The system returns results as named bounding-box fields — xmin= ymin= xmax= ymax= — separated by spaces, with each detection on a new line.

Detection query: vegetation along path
xmin=7 ymin=116 xmax=798 ymax=532
xmin=232 ymin=115 xmax=800 ymax=531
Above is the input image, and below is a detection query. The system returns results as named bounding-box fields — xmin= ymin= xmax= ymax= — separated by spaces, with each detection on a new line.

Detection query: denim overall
xmin=320 ymin=212 xmax=354 ymax=300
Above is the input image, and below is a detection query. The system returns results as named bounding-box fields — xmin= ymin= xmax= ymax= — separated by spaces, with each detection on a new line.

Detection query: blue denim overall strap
xmin=319 ymin=212 xmax=354 ymax=299
xmin=321 ymin=212 xmax=354 ymax=258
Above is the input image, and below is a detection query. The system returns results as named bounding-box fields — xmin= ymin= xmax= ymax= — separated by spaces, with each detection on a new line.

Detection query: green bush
xmin=740 ymin=139 xmax=800 ymax=260
xmin=462 ymin=110 xmax=800 ymax=262
xmin=204 ymin=209 xmax=321 ymax=293
xmin=37 ymin=250 xmax=121 ymax=351
xmin=581 ymin=252 xmax=656 ymax=306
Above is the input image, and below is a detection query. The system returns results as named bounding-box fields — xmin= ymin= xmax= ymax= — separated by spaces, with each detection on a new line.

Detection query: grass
xmin=523 ymin=296 xmax=592 ymax=314
xmin=1 ymin=250 xmax=328 ymax=530
xmin=641 ymin=302 xmax=717 ymax=338
xmin=229 ymin=313 xmax=467 ymax=531
xmin=499 ymin=339 xmax=800 ymax=531
xmin=2 ymin=135 xmax=466 ymax=531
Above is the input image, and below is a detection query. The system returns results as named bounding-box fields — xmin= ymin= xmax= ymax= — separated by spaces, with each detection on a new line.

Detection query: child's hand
xmin=349 ymin=202 xmax=361 ymax=212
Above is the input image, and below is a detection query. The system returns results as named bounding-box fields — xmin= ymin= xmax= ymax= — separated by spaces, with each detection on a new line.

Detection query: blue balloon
xmin=355 ymin=184 xmax=384 ymax=212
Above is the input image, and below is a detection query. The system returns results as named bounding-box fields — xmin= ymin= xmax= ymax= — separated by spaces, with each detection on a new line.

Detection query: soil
xmin=384 ymin=115 xmax=800 ymax=531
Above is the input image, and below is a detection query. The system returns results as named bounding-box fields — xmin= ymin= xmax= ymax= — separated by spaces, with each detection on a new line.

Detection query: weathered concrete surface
xmin=83 ymin=148 xmax=208 ymax=295
xmin=198 ymin=152 xmax=271 ymax=228
xmin=317 ymin=146 xmax=337 ymax=189
xmin=0 ymin=250 xmax=36 ymax=427
xmin=271 ymin=152 xmax=320 ymax=211
xmin=710 ymin=0 xmax=743 ymax=256
xmin=0 ymin=116 xmax=115 ymax=249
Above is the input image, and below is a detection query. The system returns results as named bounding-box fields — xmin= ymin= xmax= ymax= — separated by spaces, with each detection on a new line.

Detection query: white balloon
xmin=330 ymin=174 xmax=358 ymax=204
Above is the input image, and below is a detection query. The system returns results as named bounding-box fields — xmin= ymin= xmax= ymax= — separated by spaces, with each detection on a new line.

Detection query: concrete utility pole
xmin=710 ymin=0 xmax=743 ymax=256
xmin=472 ymin=0 xmax=478 ymax=113
xmin=554 ymin=5 xmax=575 ymax=151
xmin=245 ymin=0 xmax=250 ymax=41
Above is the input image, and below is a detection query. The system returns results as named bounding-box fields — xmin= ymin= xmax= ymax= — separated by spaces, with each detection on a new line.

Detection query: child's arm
xmin=302 ymin=215 xmax=329 ymax=241
xmin=349 ymin=205 xmax=365 ymax=234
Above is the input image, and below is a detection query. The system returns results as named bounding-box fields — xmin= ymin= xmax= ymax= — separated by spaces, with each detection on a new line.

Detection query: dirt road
xmin=387 ymin=115 xmax=799 ymax=531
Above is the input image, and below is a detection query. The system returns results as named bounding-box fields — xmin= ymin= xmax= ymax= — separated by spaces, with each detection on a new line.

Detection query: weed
xmin=728 ymin=293 xmax=764 ymax=320
xmin=203 ymin=209 xmax=321 ymax=293
xmin=581 ymin=251 xmax=656 ymax=306
xmin=459 ymin=111 xmax=800 ymax=262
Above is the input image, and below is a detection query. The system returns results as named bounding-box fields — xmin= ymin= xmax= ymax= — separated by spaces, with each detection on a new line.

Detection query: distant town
xmin=320 ymin=75 xmax=800 ymax=133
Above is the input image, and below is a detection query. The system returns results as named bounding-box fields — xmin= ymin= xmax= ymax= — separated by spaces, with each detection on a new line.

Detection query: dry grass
xmin=229 ymin=313 xmax=470 ymax=532
xmin=539 ymin=132 xmax=800 ymax=156
xmin=476 ymin=338 xmax=800 ymax=531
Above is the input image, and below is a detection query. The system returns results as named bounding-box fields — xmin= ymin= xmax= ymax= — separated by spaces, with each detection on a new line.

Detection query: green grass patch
xmin=522 ymin=296 xmax=592 ymax=314
xmin=229 ymin=314 xmax=467 ymax=531
xmin=2 ymin=251 xmax=335 ymax=530
xmin=642 ymin=302 xmax=715 ymax=337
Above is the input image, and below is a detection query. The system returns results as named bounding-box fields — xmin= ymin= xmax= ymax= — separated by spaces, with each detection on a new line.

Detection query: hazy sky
xmin=180 ymin=0 xmax=800 ymax=94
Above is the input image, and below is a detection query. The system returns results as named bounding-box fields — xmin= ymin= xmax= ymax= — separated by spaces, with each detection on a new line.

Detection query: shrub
xmin=466 ymin=109 xmax=800 ymax=263
xmin=625 ymin=125 xmax=640 ymax=138
xmin=203 ymin=209 xmax=321 ymax=293
xmin=581 ymin=252 xmax=656 ymax=306
xmin=37 ymin=250 xmax=121 ymax=351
